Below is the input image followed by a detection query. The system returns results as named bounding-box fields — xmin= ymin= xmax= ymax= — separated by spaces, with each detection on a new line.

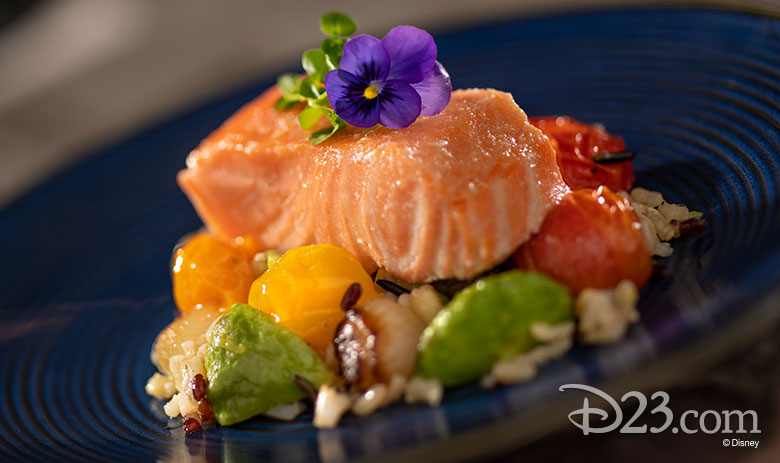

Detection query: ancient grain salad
xmin=146 ymin=12 xmax=707 ymax=431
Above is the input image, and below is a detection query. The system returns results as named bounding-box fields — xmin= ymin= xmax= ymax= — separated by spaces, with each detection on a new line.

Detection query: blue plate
xmin=2 ymin=7 xmax=780 ymax=462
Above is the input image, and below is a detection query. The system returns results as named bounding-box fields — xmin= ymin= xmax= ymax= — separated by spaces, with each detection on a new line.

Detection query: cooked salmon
xmin=178 ymin=87 xmax=568 ymax=282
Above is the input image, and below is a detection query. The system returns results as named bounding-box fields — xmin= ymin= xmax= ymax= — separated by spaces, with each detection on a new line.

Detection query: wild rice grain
xmin=197 ymin=400 xmax=213 ymax=422
xmin=652 ymin=262 xmax=669 ymax=279
xmin=264 ymin=401 xmax=306 ymax=421
xmin=313 ymin=385 xmax=353 ymax=429
xmin=678 ymin=217 xmax=708 ymax=234
xmin=653 ymin=241 xmax=673 ymax=257
xmin=630 ymin=187 xmax=664 ymax=207
xmin=658 ymin=202 xmax=691 ymax=222
xmin=145 ymin=372 xmax=177 ymax=399
xmin=575 ymin=280 xmax=639 ymax=344
xmin=164 ymin=394 xmax=181 ymax=417
xmin=592 ymin=150 xmax=635 ymax=164
xmin=183 ymin=415 xmax=202 ymax=433
xmin=646 ymin=208 xmax=677 ymax=241
xmin=409 ymin=285 xmax=444 ymax=324
xmin=293 ymin=375 xmax=318 ymax=403
xmin=404 ymin=377 xmax=443 ymax=406
xmin=376 ymin=279 xmax=410 ymax=296
xmin=191 ymin=374 xmax=206 ymax=401
xmin=352 ymin=384 xmax=388 ymax=416
xmin=340 ymin=283 xmax=362 ymax=311
xmin=529 ymin=321 xmax=574 ymax=343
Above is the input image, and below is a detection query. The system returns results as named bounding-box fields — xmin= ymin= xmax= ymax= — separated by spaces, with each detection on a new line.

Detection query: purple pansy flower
xmin=324 ymin=25 xmax=452 ymax=129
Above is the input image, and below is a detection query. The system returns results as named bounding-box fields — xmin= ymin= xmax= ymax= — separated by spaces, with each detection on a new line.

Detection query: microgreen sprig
xmin=276 ymin=12 xmax=451 ymax=144
xmin=275 ymin=12 xmax=357 ymax=144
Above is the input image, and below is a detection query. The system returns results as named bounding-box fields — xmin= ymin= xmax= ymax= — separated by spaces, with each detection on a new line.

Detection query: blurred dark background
xmin=0 ymin=1 xmax=778 ymax=462
xmin=2 ymin=0 xmax=779 ymax=208
xmin=0 ymin=1 xmax=37 ymax=28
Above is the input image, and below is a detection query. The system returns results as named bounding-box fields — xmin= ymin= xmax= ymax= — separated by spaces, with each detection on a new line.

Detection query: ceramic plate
xmin=2 ymin=7 xmax=780 ymax=463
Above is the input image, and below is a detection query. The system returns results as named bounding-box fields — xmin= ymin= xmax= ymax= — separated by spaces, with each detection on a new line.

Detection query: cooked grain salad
xmin=146 ymin=12 xmax=707 ymax=432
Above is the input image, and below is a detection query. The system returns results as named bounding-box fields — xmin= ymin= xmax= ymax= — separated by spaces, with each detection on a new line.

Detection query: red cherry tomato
xmin=514 ymin=187 xmax=651 ymax=294
xmin=530 ymin=116 xmax=634 ymax=192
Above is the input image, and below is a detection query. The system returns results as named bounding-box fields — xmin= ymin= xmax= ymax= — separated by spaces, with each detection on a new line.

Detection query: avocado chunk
xmin=205 ymin=304 xmax=333 ymax=425
xmin=417 ymin=271 xmax=573 ymax=387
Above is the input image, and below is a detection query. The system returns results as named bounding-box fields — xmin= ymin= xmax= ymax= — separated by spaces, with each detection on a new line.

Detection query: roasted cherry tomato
xmin=530 ymin=116 xmax=634 ymax=192
xmin=514 ymin=187 xmax=651 ymax=294
xmin=248 ymin=244 xmax=379 ymax=353
xmin=172 ymin=233 xmax=259 ymax=312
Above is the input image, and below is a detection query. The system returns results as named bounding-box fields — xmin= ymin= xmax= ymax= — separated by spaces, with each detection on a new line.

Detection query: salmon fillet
xmin=178 ymin=87 xmax=567 ymax=282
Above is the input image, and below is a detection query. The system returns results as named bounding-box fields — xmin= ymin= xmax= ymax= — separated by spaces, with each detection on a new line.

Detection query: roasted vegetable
xmin=172 ymin=233 xmax=260 ymax=312
xmin=530 ymin=116 xmax=634 ymax=192
xmin=417 ymin=271 xmax=573 ymax=387
xmin=334 ymin=297 xmax=425 ymax=389
xmin=514 ymin=187 xmax=652 ymax=294
xmin=248 ymin=244 xmax=379 ymax=353
xmin=151 ymin=305 xmax=223 ymax=376
xmin=205 ymin=304 xmax=333 ymax=426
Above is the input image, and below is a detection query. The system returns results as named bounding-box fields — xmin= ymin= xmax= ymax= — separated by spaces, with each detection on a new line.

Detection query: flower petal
xmin=411 ymin=61 xmax=452 ymax=116
xmin=324 ymin=69 xmax=364 ymax=101
xmin=378 ymin=80 xmax=422 ymax=129
xmin=339 ymin=35 xmax=390 ymax=83
xmin=382 ymin=26 xmax=437 ymax=83
xmin=335 ymin=95 xmax=381 ymax=128
xmin=325 ymin=69 xmax=381 ymax=128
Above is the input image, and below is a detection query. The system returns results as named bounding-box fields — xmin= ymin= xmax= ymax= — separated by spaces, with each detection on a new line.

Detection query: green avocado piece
xmin=417 ymin=271 xmax=573 ymax=387
xmin=205 ymin=303 xmax=333 ymax=426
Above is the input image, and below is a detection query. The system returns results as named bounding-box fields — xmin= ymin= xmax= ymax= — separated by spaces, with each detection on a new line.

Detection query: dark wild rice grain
xmin=678 ymin=217 xmax=708 ymax=234
xmin=593 ymin=150 xmax=636 ymax=164
xmin=376 ymin=279 xmax=409 ymax=296
xmin=340 ymin=283 xmax=363 ymax=311
xmin=652 ymin=262 xmax=669 ymax=279
xmin=293 ymin=374 xmax=318 ymax=403
xmin=183 ymin=415 xmax=202 ymax=433
xmin=191 ymin=374 xmax=206 ymax=401
xmin=198 ymin=399 xmax=214 ymax=422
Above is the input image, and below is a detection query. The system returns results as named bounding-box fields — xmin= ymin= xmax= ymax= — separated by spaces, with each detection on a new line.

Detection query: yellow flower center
xmin=363 ymin=85 xmax=379 ymax=99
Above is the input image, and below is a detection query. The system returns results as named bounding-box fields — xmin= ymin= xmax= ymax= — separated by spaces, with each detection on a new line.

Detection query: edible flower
xmin=324 ymin=26 xmax=451 ymax=129
xmin=275 ymin=12 xmax=451 ymax=143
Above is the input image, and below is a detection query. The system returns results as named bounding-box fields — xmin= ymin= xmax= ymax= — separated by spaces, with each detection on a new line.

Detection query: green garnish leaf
xmin=690 ymin=210 xmax=704 ymax=218
xmin=277 ymin=73 xmax=301 ymax=99
xmin=320 ymin=12 xmax=356 ymax=37
xmin=321 ymin=37 xmax=347 ymax=68
xmin=274 ymin=13 xmax=355 ymax=143
xmin=298 ymin=76 xmax=322 ymax=100
xmin=301 ymin=49 xmax=332 ymax=83
xmin=310 ymin=118 xmax=346 ymax=144
xmin=275 ymin=74 xmax=304 ymax=109
xmin=298 ymin=105 xmax=323 ymax=130
xmin=274 ymin=97 xmax=299 ymax=110
xmin=300 ymin=76 xmax=323 ymax=100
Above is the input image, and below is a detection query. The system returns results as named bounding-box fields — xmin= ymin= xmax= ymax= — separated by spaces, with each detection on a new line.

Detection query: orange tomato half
xmin=172 ymin=233 xmax=259 ymax=312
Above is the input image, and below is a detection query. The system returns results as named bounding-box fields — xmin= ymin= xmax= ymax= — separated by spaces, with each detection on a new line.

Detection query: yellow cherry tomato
xmin=248 ymin=244 xmax=379 ymax=353
xmin=230 ymin=234 xmax=263 ymax=257
xmin=172 ymin=233 xmax=258 ymax=313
